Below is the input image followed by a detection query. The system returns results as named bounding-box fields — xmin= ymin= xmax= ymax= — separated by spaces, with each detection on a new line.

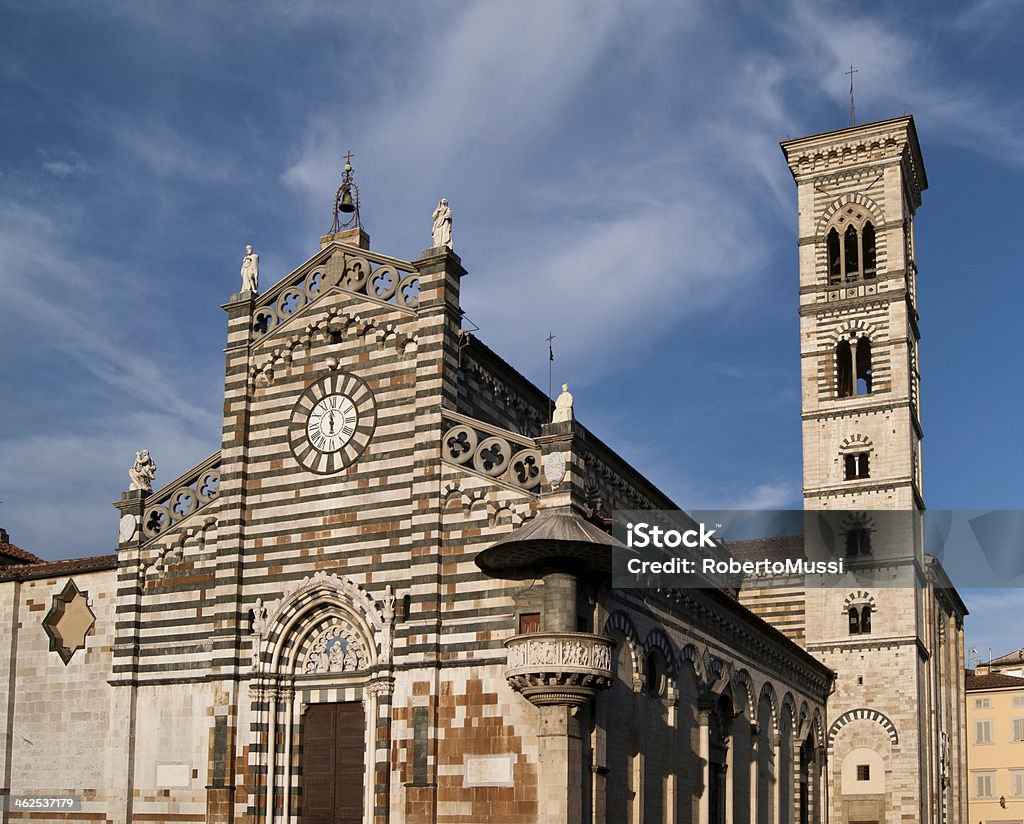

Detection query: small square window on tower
xmin=856 ymin=764 xmax=871 ymax=781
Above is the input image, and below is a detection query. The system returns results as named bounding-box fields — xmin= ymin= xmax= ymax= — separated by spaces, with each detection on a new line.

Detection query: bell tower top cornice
xmin=781 ymin=115 xmax=927 ymax=209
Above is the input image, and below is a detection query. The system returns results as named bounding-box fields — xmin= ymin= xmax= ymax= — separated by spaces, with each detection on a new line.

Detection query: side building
xmin=965 ymin=668 xmax=1024 ymax=824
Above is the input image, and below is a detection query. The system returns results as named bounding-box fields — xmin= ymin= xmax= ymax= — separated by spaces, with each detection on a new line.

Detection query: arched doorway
xmin=247 ymin=573 xmax=396 ymax=823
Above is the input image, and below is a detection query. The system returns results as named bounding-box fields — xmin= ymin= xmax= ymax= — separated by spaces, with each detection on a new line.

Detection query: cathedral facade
xmin=0 ymin=117 xmax=964 ymax=824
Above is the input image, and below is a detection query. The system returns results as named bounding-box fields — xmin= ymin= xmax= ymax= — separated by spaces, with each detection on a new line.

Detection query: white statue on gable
xmin=552 ymin=383 xmax=574 ymax=424
xmin=129 ymin=450 xmax=157 ymax=492
xmin=431 ymin=198 xmax=452 ymax=249
xmin=240 ymin=244 xmax=259 ymax=293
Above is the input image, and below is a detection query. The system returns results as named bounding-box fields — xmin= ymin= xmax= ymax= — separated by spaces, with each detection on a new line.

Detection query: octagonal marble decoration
xmin=42 ymin=580 xmax=96 ymax=665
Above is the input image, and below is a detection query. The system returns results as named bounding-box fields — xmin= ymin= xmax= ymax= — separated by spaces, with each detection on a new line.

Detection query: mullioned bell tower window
xmin=849 ymin=605 xmax=872 ymax=635
xmin=826 ymin=217 xmax=877 ymax=285
xmin=836 ymin=337 xmax=873 ymax=397
xmin=844 ymin=452 xmax=870 ymax=480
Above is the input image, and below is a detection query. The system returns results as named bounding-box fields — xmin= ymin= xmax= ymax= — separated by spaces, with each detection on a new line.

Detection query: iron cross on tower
xmin=546 ymin=332 xmax=556 ymax=421
xmin=846 ymin=64 xmax=859 ymax=127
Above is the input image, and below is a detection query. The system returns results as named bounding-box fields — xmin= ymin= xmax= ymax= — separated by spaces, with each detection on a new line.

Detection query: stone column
xmin=365 ymin=678 xmax=395 ymax=824
xmin=667 ymin=686 xmax=678 ymax=824
xmin=773 ymin=742 xmax=782 ymax=824
xmin=698 ymin=707 xmax=711 ymax=824
xmin=537 ymin=704 xmax=584 ymax=824
xmin=817 ymin=748 xmax=827 ymax=824
xmin=750 ymin=725 xmax=759 ymax=824
xmin=542 ymin=570 xmax=578 ymax=632
xmin=725 ymin=736 xmax=734 ymax=824
xmin=281 ymin=689 xmax=295 ymax=824
xmin=265 ymin=688 xmax=277 ymax=824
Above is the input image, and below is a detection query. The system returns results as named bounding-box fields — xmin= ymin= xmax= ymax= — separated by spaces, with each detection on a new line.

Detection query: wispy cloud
xmin=103 ymin=116 xmax=235 ymax=182
xmin=0 ymin=198 xmax=220 ymax=430
xmin=37 ymin=148 xmax=96 ymax=179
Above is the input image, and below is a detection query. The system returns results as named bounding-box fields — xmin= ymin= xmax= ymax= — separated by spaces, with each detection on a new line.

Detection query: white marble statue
xmin=129 ymin=450 xmax=157 ymax=492
xmin=431 ymin=199 xmax=452 ymax=248
xmin=240 ymin=244 xmax=259 ymax=292
xmin=552 ymin=384 xmax=574 ymax=423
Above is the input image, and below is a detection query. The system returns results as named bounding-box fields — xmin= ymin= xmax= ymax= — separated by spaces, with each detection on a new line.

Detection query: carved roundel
xmin=288 ymin=372 xmax=377 ymax=474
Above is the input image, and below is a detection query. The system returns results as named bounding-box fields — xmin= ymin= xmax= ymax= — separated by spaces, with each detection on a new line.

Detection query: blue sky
xmin=1 ymin=1 xmax=1022 ymax=660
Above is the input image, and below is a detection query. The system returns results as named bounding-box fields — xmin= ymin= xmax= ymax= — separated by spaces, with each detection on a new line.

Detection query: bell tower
xmin=783 ymin=115 xmax=926 ymax=514
xmin=782 ymin=117 xmax=965 ymax=824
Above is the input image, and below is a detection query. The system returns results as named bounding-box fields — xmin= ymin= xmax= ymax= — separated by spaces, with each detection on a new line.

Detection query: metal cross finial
xmin=846 ymin=65 xmax=859 ymax=127
xmin=546 ymin=332 xmax=556 ymax=420
xmin=343 ymin=150 xmax=355 ymax=165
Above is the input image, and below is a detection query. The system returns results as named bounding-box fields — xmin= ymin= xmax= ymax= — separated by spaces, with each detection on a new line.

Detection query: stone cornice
xmin=781 ymin=115 xmax=926 ymax=207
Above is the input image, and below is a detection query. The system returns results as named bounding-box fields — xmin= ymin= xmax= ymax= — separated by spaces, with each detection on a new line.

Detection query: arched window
xmin=827 ymin=228 xmax=842 ymax=285
xmin=849 ymin=605 xmax=873 ymax=635
xmin=849 ymin=607 xmax=861 ymax=634
xmin=645 ymin=649 xmax=666 ymax=697
xmin=837 ymin=336 xmax=874 ymax=398
xmin=856 ymin=337 xmax=873 ymax=395
xmin=862 ymin=221 xmax=877 ymax=277
xmin=844 ymin=452 xmax=869 ymax=480
xmin=844 ymin=224 xmax=859 ymax=281
xmin=836 ymin=340 xmax=854 ymax=398
xmin=823 ymin=211 xmax=880 ymax=283
xmin=846 ymin=527 xmax=871 ymax=556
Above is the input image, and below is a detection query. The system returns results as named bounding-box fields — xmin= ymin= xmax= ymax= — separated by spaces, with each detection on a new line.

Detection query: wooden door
xmin=302 ymin=702 xmax=365 ymax=824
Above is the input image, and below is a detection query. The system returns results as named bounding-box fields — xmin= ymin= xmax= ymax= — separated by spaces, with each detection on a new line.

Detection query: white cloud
xmin=784 ymin=1 xmax=1024 ymax=163
xmin=38 ymin=149 xmax=97 ymax=179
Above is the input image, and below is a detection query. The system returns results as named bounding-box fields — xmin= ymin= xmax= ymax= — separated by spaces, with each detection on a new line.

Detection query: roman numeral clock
xmin=287 ymin=372 xmax=377 ymax=474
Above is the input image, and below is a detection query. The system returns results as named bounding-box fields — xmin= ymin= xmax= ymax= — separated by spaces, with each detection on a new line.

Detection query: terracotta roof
xmin=966 ymin=670 xmax=1024 ymax=691
xmin=728 ymin=534 xmax=805 ymax=563
xmin=0 ymin=554 xmax=118 ymax=582
xmin=0 ymin=537 xmax=44 ymax=566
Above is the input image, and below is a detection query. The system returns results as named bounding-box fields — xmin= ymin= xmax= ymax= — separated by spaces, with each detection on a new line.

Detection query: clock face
xmin=307 ymin=395 xmax=358 ymax=453
xmin=288 ymin=372 xmax=377 ymax=474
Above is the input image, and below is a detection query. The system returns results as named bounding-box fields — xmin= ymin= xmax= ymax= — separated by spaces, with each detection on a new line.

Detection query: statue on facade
xmin=240 ymin=244 xmax=259 ymax=292
xmin=552 ymin=384 xmax=574 ymax=423
xmin=431 ymin=199 xmax=452 ymax=249
xmin=128 ymin=450 xmax=157 ymax=492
